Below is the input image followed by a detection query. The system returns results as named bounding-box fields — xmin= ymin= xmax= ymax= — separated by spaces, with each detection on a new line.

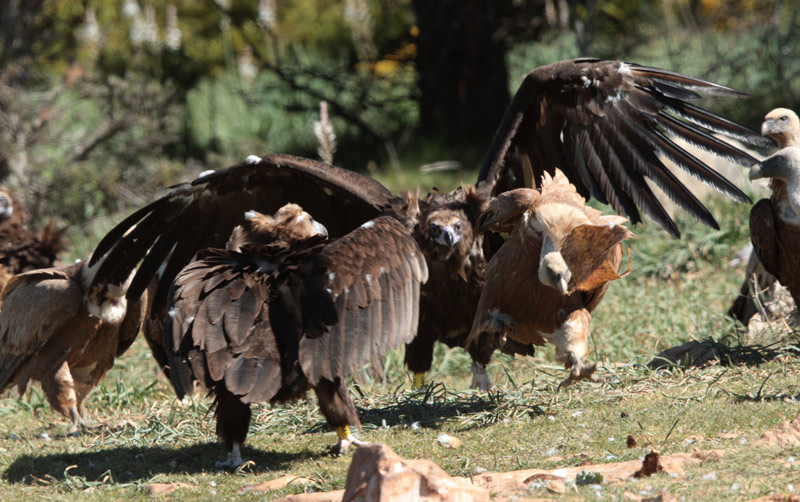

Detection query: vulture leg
xmin=314 ymin=378 xmax=365 ymax=456
xmin=467 ymin=310 xmax=519 ymax=391
xmin=214 ymin=386 xmax=251 ymax=469
xmin=404 ymin=334 xmax=436 ymax=389
xmin=467 ymin=331 xmax=499 ymax=391
xmin=41 ymin=361 xmax=81 ymax=435
xmin=728 ymin=250 xmax=779 ymax=324
xmin=548 ymin=309 xmax=597 ymax=389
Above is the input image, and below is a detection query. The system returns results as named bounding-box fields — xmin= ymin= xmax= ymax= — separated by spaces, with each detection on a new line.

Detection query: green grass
xmin=3 ymin=192 xmax=800 ymax=501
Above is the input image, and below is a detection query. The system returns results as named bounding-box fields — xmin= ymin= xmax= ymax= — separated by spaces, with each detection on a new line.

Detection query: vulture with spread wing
xmin=165 ymin=203 xmax=427 ymax=467
xmin=86 ymin=59 xmax=767 ymax=397
xmin=0 ymin=187 xmax=67 ymax=293
xmin=729 ymin=108 xmax=799 ymax=324
xmin=747 ymin=146 xmax=800 ymax=309
xmin=467 ymin=171 xmax=633 ymax=387
xmin=0 ymin=260 xmax=148 ymax=434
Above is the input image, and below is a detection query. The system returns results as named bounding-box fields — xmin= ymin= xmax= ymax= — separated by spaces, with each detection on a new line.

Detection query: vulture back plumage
xmin=164 ymin=205 xmax=427 ymax=466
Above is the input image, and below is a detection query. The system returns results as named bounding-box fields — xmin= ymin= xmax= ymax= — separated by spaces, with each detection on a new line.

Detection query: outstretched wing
xmin=0 ymin=266 xmax=82 ymax=390
xmin=478 ymin=58 xmax=773 ymax=237
xmin=88 ymin=154 xmax=402 ymax=315
xmin=299 ymin=216 xmax=428 ymax=385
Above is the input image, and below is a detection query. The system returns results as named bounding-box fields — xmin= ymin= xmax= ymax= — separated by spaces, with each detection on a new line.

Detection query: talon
xmin=557 ymin=360 xmax=598 ymax=389
xmin=215 ymin=442 xmax=246 ymax=469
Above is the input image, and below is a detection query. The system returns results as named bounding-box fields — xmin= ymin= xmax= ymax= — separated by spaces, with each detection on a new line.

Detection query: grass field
xmin=2 ymin=173 xmax=800 ymax=501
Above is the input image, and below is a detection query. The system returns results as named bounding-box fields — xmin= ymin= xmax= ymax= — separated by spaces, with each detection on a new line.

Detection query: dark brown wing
xmin=478 ymin=58 xmax=773 ymax=237
xmin=299 ymin=216 xmax=428 ymax=385
xmin=87 ymin=154 xmax=402 ymax=322
xmin=165 ymin=247 xmax=283 ymax=403
xmin=749 ymin=198 xmax=780 ymax=278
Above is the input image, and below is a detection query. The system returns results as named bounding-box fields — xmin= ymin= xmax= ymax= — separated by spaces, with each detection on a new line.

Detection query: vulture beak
xmin=761 ymin=119 xmax=774 ymax=137
xmin=539 ymin=235 xmax=573 ymax=296
xmin=434 ymin=225 xmax=461 ymax=248
xmin=750 ymin=151 xmax=792 ymax=181
xmin=312 ymin=219 xmax=328 ymax=237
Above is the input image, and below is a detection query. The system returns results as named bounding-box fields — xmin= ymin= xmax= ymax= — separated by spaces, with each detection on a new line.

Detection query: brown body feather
xmin=164 ymin=209 xmax=427 ymax=463
xmin=0 ymin=262 xmax=147 ymax=433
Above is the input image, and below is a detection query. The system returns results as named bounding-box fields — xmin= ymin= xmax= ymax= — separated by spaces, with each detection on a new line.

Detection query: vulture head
xmin=242 ymin=203 xmax=328 ymax=245
xmin=481 ymin=171 xmax=633 ymax=296
xmin=413 ymin=185 xmax=487 ymax=278
xmin=0 ymin=187 xmax=25 ymax=229
xmin=749 ymin=146 xmax=800 ymax=217
xmin=762 ymin=108 xmax=800 ymax=148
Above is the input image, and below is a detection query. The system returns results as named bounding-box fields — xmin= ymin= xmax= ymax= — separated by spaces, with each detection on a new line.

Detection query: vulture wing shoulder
xmin=299 ymin=216 xmax=427 ymax=385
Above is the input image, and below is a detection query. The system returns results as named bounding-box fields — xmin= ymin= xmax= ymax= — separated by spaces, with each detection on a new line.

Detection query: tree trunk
xmin=412 ymin=0 xmax=512 ymax=154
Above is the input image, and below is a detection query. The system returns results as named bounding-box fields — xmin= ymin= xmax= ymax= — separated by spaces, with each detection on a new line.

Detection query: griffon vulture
xmin=165 ymin=204 xmax=427 ymax=466
xmin=0 ymin=187 xmax=67 ymax=293
xmin=747 ymin=146 xmax=800 ymax=309
xmin=729 ymin=108 xmax=799 ymax=324
xmin=86 ymin=59 xmax=767 ymax=395
xmin=0 ymin=260 xmax=148 ymax=434
xmin=467 ymin=171 xmax=633 ymax=387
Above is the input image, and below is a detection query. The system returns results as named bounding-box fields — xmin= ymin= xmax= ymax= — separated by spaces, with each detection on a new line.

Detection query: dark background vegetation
xmin=2 ymin=0 xmax=799 ymax=255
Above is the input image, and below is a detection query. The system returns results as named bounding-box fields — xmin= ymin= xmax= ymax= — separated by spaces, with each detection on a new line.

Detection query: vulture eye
xmin=454 ymin=221 xmax=462 ymax=232
xmin=429 ymin=223 xmax=440 ymax=236
xmin=781 ymin=116 xmax=788 ymax=122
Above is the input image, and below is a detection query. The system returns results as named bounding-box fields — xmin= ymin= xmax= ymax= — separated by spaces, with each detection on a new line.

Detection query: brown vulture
xmin=467 ymin=171 xmax=633 ymax=387
xmin=729 ymin=108 xmax=799 ymax=324
xmin=0 ymin=260 xmax=149 ymax=434
xmin=85 ymin=59 xmax=767 ymax=398
xmin=165 ymin=203 xmax=427 ymax=467
xmin=747 ymin=146 xmax=800 ymax=309
xmin=0 ymin=187 xmax=67 ymax=293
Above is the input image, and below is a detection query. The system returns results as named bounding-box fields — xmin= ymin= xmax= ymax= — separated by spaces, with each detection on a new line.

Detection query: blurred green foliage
xmin=0 ymin=0 xmax=799 ymax=252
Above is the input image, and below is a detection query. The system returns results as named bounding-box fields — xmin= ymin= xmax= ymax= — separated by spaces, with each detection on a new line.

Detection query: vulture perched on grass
xmin=467 ymin=171 xmax=633 ymax=387
xmin=747 ymin=146 xmax=800 ymax=309
xmin=86 ymin=59 xmax=767 ymax=398
xmin=0 ymin=260 xmax=148 ymax=434
xmin=165 ymin=203 xmax=427 ymax=467
xmin=728 ymin=108 xmax=798 ymax=324
xmin=0 ymin=187 xmax=67 ymax=293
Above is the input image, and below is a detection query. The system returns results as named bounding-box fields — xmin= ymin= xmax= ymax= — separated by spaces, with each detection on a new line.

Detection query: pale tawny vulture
xmin=0 ymin=260 xmax=148 ymax=434
xmin=747 ymin=146 xmax=800 ymax=309
xmin=729 ymin=108 xmax=799 ymax=324
xmin=468 ymin=171 xmax=633 ymax=387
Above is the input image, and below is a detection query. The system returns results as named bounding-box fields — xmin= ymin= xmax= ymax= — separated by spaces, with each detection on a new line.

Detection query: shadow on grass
xmin=3 ymin=442 xmax=318 ymax=484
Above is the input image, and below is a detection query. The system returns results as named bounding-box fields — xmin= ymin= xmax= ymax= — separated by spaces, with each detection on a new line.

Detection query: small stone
xmin=40 ymin=432 xmax=51 ymax=440
xmin=437 ymin=434 xmax=461 ymax=448
xmin=626 ymin=435 xmax=637 ymax=448
xmin=9 ymin=433 xmax=19 ymax=441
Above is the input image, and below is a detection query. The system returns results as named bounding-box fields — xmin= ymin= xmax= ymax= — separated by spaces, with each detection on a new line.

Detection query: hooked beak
xmin=313 ymin=220 xmax=328 ymax=237
xmin=761 ymin=119 xmax=774 ymax=137
xmin=434 ymin=225 xmax=461 ymax=248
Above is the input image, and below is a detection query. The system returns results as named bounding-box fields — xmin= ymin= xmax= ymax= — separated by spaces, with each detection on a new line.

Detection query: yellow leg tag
xmin=336 ymin=425 xmax=351 ymax=440
xmin=413 ymin=372 xmax=426 ymax=389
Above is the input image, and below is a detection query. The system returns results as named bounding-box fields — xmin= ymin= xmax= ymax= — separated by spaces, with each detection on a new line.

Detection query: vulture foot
xmin=412 ymin=372 xmax=427 ymax=390
xmin=67 ymin=407 xmax=108 ymax=436
xmin=215 ymin=442 xmax=247 ymax=469
xmin=470 ymin=362 xmax=494 ymax=391
xmin=557 ymin=359 xmax=598 ymax=390
xmin=329 ymin=426 xmax=368 ymax=456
